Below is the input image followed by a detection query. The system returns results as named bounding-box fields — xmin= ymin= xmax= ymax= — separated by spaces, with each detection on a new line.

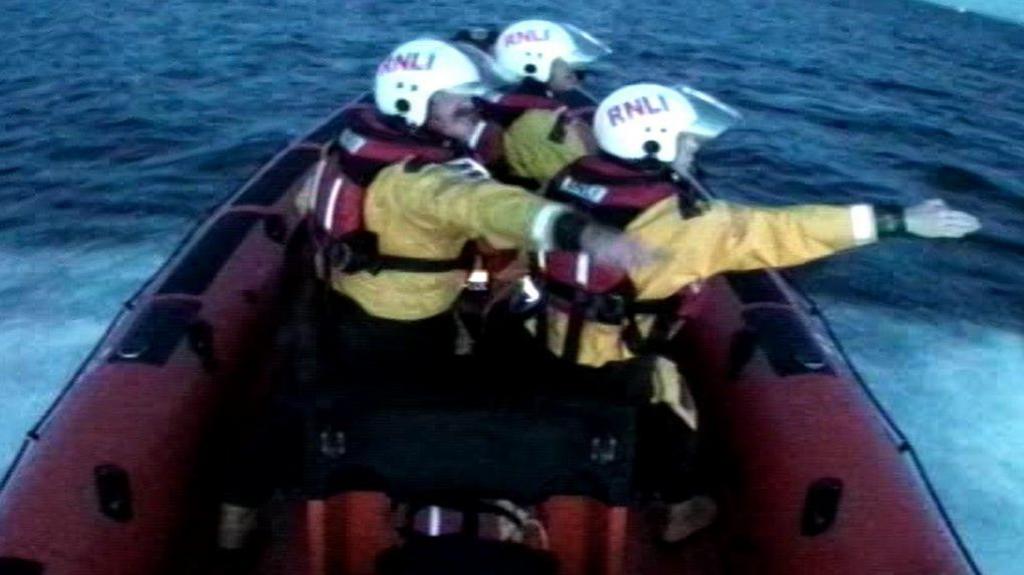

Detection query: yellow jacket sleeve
xmin=367 ymin=160 xmax=553 ymax=251
xmin=629 ymin=199 xmax=875 ymax=299
xmin=502 ymin=109 xmax=590 ymax=185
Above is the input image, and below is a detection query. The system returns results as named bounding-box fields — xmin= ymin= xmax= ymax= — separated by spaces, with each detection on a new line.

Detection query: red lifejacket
xmin=479 ymin=91 xmax=563 ymax=127
xmin=478 ymin=80 xmax=596 ymax=129
xmin=536 ymin=155 xmax=703 ymax=360
xmin=307 ymin=104 xmax=478 ymax=274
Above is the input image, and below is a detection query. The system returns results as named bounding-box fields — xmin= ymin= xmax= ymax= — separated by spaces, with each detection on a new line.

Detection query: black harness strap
xmin=561 ymin=289 xmax=589 ymax=363
xmin=529 ymin=253 xmax=552 ymax=353
xmin=543 ymin=280 xmax=681 ymax=362
xmin=368 ymin=250 xmax=474 ymax=274
xmin=325 ymin=230 xmax=475 ymax=276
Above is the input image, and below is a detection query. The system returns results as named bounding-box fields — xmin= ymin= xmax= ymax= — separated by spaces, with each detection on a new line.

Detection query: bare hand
xmin=904 ymin=199 xmax=981 ymax=239
xmin=579 ymin=224 xmax=663 ymax=271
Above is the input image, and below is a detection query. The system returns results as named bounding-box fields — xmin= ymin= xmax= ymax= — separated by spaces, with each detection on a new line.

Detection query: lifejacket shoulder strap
xmin=548 ymin=156 xmax=706 ymax=228
xmin=546 ymin=158 xmax=671 ymax=229
xmin=335 ymin=107 xmax=457 ymax=185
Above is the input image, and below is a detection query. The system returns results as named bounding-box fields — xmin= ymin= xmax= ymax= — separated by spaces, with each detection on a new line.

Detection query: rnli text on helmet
xmin=606 ymin=95 xmax=671 ymax=127
xmin=503 ymin=29 xmax=551 ymax=46
xmin=378 ymin=52 xmax=437 ymax=74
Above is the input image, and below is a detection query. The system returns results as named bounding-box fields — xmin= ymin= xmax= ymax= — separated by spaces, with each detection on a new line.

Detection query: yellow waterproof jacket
xmin=332 ymin=160 xmax=553 ymax=321
xmin=502 ymin=109 xmax=591 ymax=186
xmin=540 ymin=197 xmax=877 ymax=367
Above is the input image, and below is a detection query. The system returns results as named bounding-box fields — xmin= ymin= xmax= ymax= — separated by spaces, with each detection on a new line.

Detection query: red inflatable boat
xmin=0 ymin=95 xmax=978 ymax=575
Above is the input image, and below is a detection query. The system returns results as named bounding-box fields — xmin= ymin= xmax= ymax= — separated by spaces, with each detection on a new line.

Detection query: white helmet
xmin=374 ymin=39 xmax=499 ymax=128
xmin=593 ymin=83 xmax=742 ymax=162
xmin=493 ymin=20 xmax=611 ymax=83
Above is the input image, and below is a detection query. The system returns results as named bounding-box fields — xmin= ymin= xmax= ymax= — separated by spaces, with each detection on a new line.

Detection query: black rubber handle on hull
xmin=94 ymin=464 xmax=134 ymax=523
xmin=187 ymin=319 xmax=218 ymax=374
xmin=0 ymin=557 xmax=45 ymax=575
xmin=801 ymin=477 xmax=843 ymax=536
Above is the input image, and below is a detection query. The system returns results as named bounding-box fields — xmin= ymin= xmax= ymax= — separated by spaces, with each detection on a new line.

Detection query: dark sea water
xmin=1 ymin=0 xmax=1022 ymax=571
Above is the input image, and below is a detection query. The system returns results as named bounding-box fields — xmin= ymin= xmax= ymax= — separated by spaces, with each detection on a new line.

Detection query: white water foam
xmin=922 ymin=0 xmax=1024 ymax=24
xmin=0 ymin=243 xmax=166 ymax=469
xmin=815 ymin=296 xmax=1024 ymax=574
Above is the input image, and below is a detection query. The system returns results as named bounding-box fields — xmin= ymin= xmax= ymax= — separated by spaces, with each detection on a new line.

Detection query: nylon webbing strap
xmin=544 ymin=280 xmax=682 ymax=360
xmin=370 ymin=254 xmax=471 ymax=273
xmin=561 ymin=290 xmax=589 ymax=363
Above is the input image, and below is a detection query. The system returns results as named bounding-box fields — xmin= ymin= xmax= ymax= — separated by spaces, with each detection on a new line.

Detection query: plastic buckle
xmin=319 ymin=429 xmax=346 ymax=459
xmin=590 ymin=436 xmax=619 ymax=465
xmin=592 ymin=293 xmax=627 ymax=324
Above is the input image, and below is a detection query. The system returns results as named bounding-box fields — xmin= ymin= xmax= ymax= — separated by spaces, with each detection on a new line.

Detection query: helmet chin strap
xmin=637 ymin=148 xmax=665 ymax=172
xmin=673 ymin=166 xmax=712 ymax=202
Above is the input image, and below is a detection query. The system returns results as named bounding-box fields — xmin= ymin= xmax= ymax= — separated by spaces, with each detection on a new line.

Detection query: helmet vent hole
xmin=645 ymin=127 xmax=652 ymax=133
xmin=525 ymin=64 xmax=537 ymax=74
xmin=396 ymin=99 xmax=410 ymax=113
xmin=410 ymin=84 xmax=418 ymax=92
xmin=397 ymin=82 xmax=404 ymax=89
xmin=661 ymin=128 xmax=668 ymax=133
xmin=643 ymin=140 xmax=661 ymax=155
